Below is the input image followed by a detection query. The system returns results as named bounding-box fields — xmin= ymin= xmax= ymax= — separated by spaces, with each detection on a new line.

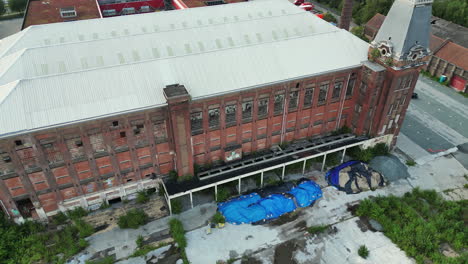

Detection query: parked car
xmin=293 ymin=0 xmax=304 ymax=5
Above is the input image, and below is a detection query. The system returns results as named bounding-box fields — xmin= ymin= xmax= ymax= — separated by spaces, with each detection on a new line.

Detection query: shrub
xmin=52 ymin=211 xmax=69 ymax=225
xmin=74 ymin=219 xmax=95 ymax=238
xmin=169 ymin=218 xmax=187 ymax=248
xmin=85 ymin=256 xmax=115 ymax=264
xmin=169 ymin=170 xmax=178 ymax=181
xmin=458 ymin=92 xmax=468 ymax=98
xmin=8 ymin=0 xmax=28 ymax=12
xmin=136 ymin=235 xmax=144 ymax=248
xmin=215 ymin=187 xmax=231 ymax=202
xmin=406 ymin=160 xmax=416 ymax=166
xmin=385 ymin=58 xmax=394 ymax=66
xmin=136 ymin=191 xmax=150 ymax=204
xmin=212 ymin=212 xmax=226 ymax=224
xmin=358 ymin=245 xmax=369 ymax=259
xmin=370 ymin=48 xmax=380 ymax=60
xmin=158 ymin=184 xmax=165 ymax=197
xmin=171 ymin=198 xmax=183 ymax=214
xmin=67 ymin=207 xmax=88 ymax=220
xmin=372 ymin=143 xmax=389 ymax=156
xmin=118 ymin=209 xmax=148 ymax=229
xmin=307 ymin=225 xmax=329 ymax=234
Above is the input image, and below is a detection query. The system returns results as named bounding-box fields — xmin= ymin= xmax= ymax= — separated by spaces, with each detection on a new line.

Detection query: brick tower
xmin=368 ymin=0 xmax=433 ymax=143
xmin=338 ymin=0 xmax=353 ymax=30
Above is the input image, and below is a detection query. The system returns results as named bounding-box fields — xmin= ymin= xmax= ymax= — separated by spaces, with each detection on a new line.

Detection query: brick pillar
xmin=338 ymin=0 xmax=354 ymax=31
xmin=164 ymin=84 xmax=194 ymax=177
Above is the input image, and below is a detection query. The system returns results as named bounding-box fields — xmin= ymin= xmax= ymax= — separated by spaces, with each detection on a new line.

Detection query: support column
xmin=341 ymin=148 xmax=347 ymax=163
xmin=321 ymin=153 xmax=327 ymax=172
xmin=189 ymin=192 xmax=193 ymax=209
xmin=238 ymin=178 xmax=241 ymax=194
xmin=281 ymin=165 xmax=285 ymax=180
xmin=167 ymin=196 xmax=172 ymax=215
xmin=215 ymin=185 xmax=218 ymax=201
xmin=164 ymin=84 xmax=194 ymax=177
xmin=260 ymin=171 xmax=264 ymax=187
xmin=302 ymin=160 xmax=307 ymax=174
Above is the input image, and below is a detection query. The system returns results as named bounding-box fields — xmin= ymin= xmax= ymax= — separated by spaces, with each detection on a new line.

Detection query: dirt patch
xmin=268 ymin=211 xmax=302 ymax=226
xmin=153 ymin=244 xmax=181 ymax=264
xmin=294 ymin=220 xmax=307 ymax=231
xmin=274 ymin=240 xmax=299 ymax=264
xmin=241 ymin=256 xmax=263 ymax=264
xmin=355 ymin=216 xmax=382 ymax=232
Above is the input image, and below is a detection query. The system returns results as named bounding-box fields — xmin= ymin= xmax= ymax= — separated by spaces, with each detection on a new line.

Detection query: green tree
xmin=350 ymin=26 xmax=369 ymax=42
xmin=322 ymin=12 xmax=337 ymax=23
xmin=0 ymin=0 xmax=6 ymax=16
xmin=8 ymin=0 xmax=27 ymax=12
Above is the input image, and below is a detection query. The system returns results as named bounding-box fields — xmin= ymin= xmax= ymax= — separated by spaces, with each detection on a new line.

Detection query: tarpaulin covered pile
xmin=326 ymin=161 xmax=386 ymax=194
xmin=218 ymin=179 xmax=322 ymax=225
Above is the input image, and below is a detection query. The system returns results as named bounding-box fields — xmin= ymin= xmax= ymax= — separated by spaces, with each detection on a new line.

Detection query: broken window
xmin=332 ymin=81 xmax=343 ymax=99
xmin=346 ymin=78 xmax=356 ymax=97
xmin=225 ymin=105 xmax=237 ymax=126
xmin=190 ymin=112 xmax=203 ymax=134
xmin=288 ymin=91 xmax=299 ymax=110
xmin=274 ymin=94 xmax=284 ymax=114
xmin=258 ymin=98 xmax=269 ymax=118
xmin=304 ymin=88 xmax=314 ymax=107
xmin=318 ymin=83 xmax=329 ymax=104
xmin=242 ymin=101 xmax=253 ymax=121
xmin=208 ymin=108 xmax=220 ymax=128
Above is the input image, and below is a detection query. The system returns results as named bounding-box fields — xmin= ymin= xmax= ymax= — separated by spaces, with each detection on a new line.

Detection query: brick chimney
xmin=338 ymin=0 xmax=353 ymax=31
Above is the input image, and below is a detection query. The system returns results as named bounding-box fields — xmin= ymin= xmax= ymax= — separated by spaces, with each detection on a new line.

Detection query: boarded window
xmin=274 ymin=94 xmax=284 ymax=114
xmin=304 ymin=88 xmax=314 ymax=107
xmin=318 ymin=83 xmax=329 ymax=104
xmin=191 ymin=112 xmax=203 ymax=134
xmin=258 ymin=98 xmax=268 ymax=118
xmin=225 ymin=105 xmax=237 ymax=126
xmin=332 ymin=81 xmax=343 ymax=99
xmin=288 ymin=91 xmax=299 ymax=110
xmin=208 ymin=108 xmax=220 ymax=128
xmin=346 ymin=78 xmax=356 ymax=97
xmin=242 ymin=101 xmax=253 ymax=120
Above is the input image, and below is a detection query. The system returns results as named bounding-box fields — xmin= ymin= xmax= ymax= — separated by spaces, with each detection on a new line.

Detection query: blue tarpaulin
xmin=218 ymin=179 xmax=322 ymax=225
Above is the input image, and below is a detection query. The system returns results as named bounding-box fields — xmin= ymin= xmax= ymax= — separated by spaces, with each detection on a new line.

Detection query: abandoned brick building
xmin=0 ymin=0 xmax=432 ymax=221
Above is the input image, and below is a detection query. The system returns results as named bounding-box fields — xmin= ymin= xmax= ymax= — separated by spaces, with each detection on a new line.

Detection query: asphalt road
xmin=0 ymin=18 xmax=22 ymax=39
xmin=400 ymin=76 xmax=468 ymax=159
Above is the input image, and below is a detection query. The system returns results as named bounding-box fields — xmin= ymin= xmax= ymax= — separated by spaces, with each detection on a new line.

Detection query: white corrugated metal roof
xmin=0 ymin=0 xmax=370 ymax=138
xmin=0 ymin=11 xmax=333 ymax=85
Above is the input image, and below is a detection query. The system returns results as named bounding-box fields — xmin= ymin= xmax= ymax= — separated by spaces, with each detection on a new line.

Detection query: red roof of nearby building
xmin=22 ymin=0 xmax=102 ymax=29
xmin=365 ymin=13 xmax=385 ymax=30
xmin=429 ymin=34 xmax=445 ymax=52
xmin=180 ymin=0 xmax=245 ymax=8
xmin=435 ymin=41 xmax=468 ymax=70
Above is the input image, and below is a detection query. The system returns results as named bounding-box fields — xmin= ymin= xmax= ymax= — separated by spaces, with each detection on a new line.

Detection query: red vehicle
xmin=299 ymin=2 xmax=313 ymax=11
xmin=293 ymin=0 xmax=304 ymax=5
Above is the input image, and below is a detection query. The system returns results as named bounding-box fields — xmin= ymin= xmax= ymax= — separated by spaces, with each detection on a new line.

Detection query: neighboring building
xmin=98 ymin=0 xmax=167 ymax=17
xmin=364 ymin=13 xmax=385 ymax=40
xmin=22 ymin=0 xmax=102 ymax=29
xmin=0 ymin=0 xmax=431 ymax=221
xmin=365 ymin=13 xmax=468 ymax=92
xmin=172 ymin=0 xmax=245 ymax=9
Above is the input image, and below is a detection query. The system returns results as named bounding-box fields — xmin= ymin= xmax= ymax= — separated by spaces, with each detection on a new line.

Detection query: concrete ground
xmin=399 ymin=76 xmax=468 ymax=166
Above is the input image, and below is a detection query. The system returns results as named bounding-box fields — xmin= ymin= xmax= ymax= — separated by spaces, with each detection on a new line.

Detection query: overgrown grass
xmin=347 ymin=143 xmax=389 ymax=163
xmin=358 ymin=245 xmax=369 ymax=259
xmin=130 ymin=242 xmax=169 ymax=258
xmin=0 ymin=212 xmax=95 ymax=264
xmin=171 ymin=198 xmax=183 ymax=214
xmin=136 ymin=190 xmax=150 ymax=204
xmin=85 ymin=256 xmax=115 ymax=264
xmin=169 ymin=218 xmax=190 ymax=264
xmin=355 ymin=188 xmax=467 ymax=263
xmin=117 ymin=209 xmax=148 ymax=229
xmin=307 ymin=225 xmax=329 ymax=234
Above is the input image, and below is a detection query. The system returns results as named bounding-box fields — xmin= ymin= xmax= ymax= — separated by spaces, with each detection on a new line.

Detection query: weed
xmin=122 ymin=199 xmax=129 ymax=204
xmin=67 ymin=207 xmax=88 ymax=220
xmin=458 ymin=91 xmax=468 ymax=98
xmin=215 ymin=187 xmax=231 ymax=203
xmin=85 ymin=256 xmax=115 ymax=264
xmin=211 ymin=212 xmax=226 ymax=224
xmin=117 ymin=209 xmax=148 ymax=229
xmin=74 ymin=218 xmax=95 ymax=238
xmin=136 ymin=235 xmax=144 ymax=248
xmin=169 ymin=218 xmax=190 ymax=263
xmin=406 ymin=160 xmax=416 ymax=166
xmin=130 ymin=242 xmax=169 ymax=258
xmin=99 ymin=202 xmax=111 ymax=210
xmin=307 ymin=225 xmax=329 ymax=234
xmin=171 ymin=198 xmax=183 ymax=214
xmin=52 ymin=211 xmax=69 ymax=225
xmin=358 ymin=245 xmax=369 ymax=259
xmin=158 ymin=184 xmax=165 ymax=197
xmin=136 ymin=191 xmax=150 ymax=204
